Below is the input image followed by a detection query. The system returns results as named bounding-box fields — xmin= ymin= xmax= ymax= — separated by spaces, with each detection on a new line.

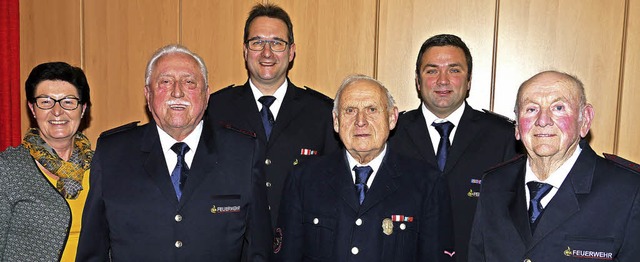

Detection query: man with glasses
xmin=207 ymin=3 xmax=340 ymax=228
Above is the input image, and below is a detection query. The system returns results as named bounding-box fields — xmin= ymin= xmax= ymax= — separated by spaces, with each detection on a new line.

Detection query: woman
xmin=0 ymin=62 xmax=92 ymax=261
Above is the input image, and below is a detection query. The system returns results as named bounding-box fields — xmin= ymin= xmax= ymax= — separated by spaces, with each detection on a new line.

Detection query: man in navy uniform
xmin=469 ymin=71 xmax=640 ymax=260
xmin=275 ymin=75 xmax=454 ymax=261
xmin=207 ymin=3 xmax=339 ymax=227
xmin=389 ymin=34 xmax=518 ymax=261
xmin=77 ymin=45 xmax=272 ymax=261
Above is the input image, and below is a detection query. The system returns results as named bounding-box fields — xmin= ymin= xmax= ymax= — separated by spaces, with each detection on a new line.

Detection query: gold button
xmin=175 ymin=241 xmax=183 ymax=248
xmin=265 ymin=159 xmax=272 ymax=165
xmin=174 ymin=214 xmax=182 ymax=222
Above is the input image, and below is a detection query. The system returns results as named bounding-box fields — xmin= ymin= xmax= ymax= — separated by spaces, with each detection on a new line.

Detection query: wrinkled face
xmin=416 ymin=46 xmax=470 ymax=118
xmin=515 ymin=74 xmax=593 ymax=160
xmin=333 ymin=80 xmax=398 ymax=162
xmin=145 ymin=53 xmax=209 ymax=138
xmin=28 ymin=80 xmax=86 ymax=145
xmin=243 ymin=16 xmax=296 ymax=88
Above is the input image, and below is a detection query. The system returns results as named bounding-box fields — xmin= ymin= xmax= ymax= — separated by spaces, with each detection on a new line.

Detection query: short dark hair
xmin=415 ymin=34 xmax=473 ymax=81
xmin=243 ymin=3 xmax=294 ymax=45
xmin=25 ymin=62 xmax=91 ymax=106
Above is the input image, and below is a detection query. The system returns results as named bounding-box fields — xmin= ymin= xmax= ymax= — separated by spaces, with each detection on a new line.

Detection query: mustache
xmin=166 ymin=100 xmax=191 ymax=106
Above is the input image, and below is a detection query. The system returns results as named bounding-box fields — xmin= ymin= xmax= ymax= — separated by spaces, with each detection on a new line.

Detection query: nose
xmin=355 ymin=110 xmax=367 ymax=127
xmin=535 ymin=108 xmax=553 ymax=127
xmin=171 ymin=82 xmax=185 ymax=98
xmin=50 ymin=101 xmax=64 ymax=116
xmin=437 ymin=72 xmax=450 ymax=85
xmin=260 ymin=44 xmax=274 ymax=57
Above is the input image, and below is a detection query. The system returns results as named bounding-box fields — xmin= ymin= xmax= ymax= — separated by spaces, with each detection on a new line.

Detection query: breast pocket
xmin=562 ymin=235 xmax=617 ymax=260
xmin=302 ymin=212 xmax=337 ymax=260
xmin=382 ymin=219 xmax=420 ymax=261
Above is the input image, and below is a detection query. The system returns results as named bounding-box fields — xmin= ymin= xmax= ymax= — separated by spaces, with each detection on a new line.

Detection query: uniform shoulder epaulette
xmin=218 ymin=121 xmax=257 ymax=138
xmin=99 ymin=121 xmax=140 ymax=137
xmin=212 ymin=84 xmax=238 ymax=94
xmin=484 ymin=154 xmax=526 ymax=173
xmin=603 ymin=153 xmax=640 ymax=173
xmin=482 ymin=109 xmax=515 ymax=124
xmin=302 ymin=86 xmax=334 ymax=103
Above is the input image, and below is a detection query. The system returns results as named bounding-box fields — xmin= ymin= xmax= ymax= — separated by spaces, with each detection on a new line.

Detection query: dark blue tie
xmin=432 ymin=121 xmax=455 ymax=171
xmin=258 ymin=96 xmax=276 ymax=140
xmin=171 ymin=142 xmax=190 ymax=200
xmin=527 ymin=181 xmax=552 ymax=230
xmin=353 ymin=166 xmax=373 ymax=205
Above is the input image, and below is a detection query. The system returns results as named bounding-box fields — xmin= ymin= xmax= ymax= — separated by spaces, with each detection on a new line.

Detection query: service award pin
xmin=382 ymin=218 xmax=393 ymax=235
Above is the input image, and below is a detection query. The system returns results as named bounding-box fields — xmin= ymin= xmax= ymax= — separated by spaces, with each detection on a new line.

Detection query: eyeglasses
xmin=245 ymin=38 xmax=289 ymax=52
xmin=34 ymin=96 xmax=81 ymax=110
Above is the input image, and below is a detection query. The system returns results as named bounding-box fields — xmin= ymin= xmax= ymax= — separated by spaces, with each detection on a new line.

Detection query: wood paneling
xmin=377 ymin=0 xmax=498 ymax=112
xmin=493 ymin=0 xmax=626 ymax=155
xmin=270 ymin=0 xmax=377 ymax=99
xmin=618 ymin=0 xmax=640 ymax=162
xmin=19 ymin=0 xmax=82 ymax=134
xmin=82 ymin=0 xmax=180 ymax=143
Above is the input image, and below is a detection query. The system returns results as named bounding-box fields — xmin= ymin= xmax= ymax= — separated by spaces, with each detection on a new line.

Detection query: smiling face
xmin=145 ymin=52 xmax=209 ymax=140
xmin=243 ymin=16 xmax=296 ymax=92
xmin=416 ymin=46 xmax=470 ymax=118
xmin=28 ymin=80 xmax=86 ymax=146
xmin=333 ymin=79 xmax=398 ymax=163
xmin=515 ymin=72 xmax=594 ymax=163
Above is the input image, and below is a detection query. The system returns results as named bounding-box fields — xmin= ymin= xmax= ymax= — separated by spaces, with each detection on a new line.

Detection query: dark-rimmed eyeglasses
xmin=34 ymin=96 xmax=81 ymax=110
xmin=245 ymin=38 xmax=289 ymax=52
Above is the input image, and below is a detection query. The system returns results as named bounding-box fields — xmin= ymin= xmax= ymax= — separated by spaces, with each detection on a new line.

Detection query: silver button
xmin=268 ymin=205 xmax=271 ymax=210
xmin=351 ymin=247 xmax=359 ymax=254
xmin=400 ymin=223 xmax=406 ymax=230
xmin=313 ymin=218 xmax=319 ymax=224
xmin=355 ymin=218 xmax=362 ymax=226
xmin=174 ymin=214 xmax=182 ymax=222
xmin=524 ymin=259 xmax=532 ymax=262
xmin=265 ymin=159 xmax=272 ymax=165
xmin=175 ymin=240 xmax=183 ymax=248
xmin=266 ymin=182 xmax=272 ymax=187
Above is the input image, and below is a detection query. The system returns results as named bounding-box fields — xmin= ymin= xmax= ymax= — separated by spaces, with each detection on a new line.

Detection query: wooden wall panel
xmin=270 ymin=0 xmax=377 ymax=98
xmin=378 ymin=0 xmax=498 ymax=112
xmin=82 ymin=0 xmax=180 ymax=144
xmin=493 ymin=0 xmax=626 ymax=155
xmin=618 ymin=0 xmax=640 ymax=162
xmin=19 ymin=0 xmax=82 ymax=135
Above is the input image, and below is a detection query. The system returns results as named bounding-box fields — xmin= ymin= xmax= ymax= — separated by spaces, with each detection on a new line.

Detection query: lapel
xmin=507 ymin=159 xmax=534 ymax=244
xmin=237 ymin=82 xmax=268 ymax=142
xmin=527 ymin=142 xmax=596 ymax=250
xmin=328 ymin=151 xmax=361 ymax=212
xmin=269 ymin=81 xmax=304 ymax=144
xmin=445 ymin=103 xmax=481 ymax=172
xmin=358 ymin=151 xmax=399 ymax=215
xmin=403 ymin=109 xmax=438 ymax=168
xmin=178 ymin=119 xmax=218 ymax=208
xmin=141 ymin=122 xmax=179 ymax=205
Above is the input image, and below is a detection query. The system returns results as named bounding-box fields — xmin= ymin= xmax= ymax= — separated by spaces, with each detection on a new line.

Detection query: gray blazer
xmin=0 ymin=146 xmax=70 ymax=262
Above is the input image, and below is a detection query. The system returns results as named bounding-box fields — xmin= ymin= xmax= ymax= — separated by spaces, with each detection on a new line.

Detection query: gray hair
xmin=514 ymin=70 xmax=587 ymax=118
xmin=333 ymin=74 xmax=396 ymax=113
xmin=144 ymin=44 xmax=208 ymax=86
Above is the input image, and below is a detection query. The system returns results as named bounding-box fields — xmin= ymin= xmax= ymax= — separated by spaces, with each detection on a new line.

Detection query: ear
xmin=415 ymin=73 xmax=421 ymax=92
xmin=388 ymin=106 xmax=399 ymax=130
xmin=333 ymin=111 xmax=340 ymax=133
xmin=288 ymin=43 xmax=296 ymax=62
xmin=579 ymin=104 xmax=595 ymax=138
xmin=81 ymin=104 xmax=87 ymax=118
xmin=28 ymin=102 xmax=36 ymax=117
xmin=515 ymin=122 xmax=521 ymax=141
xmin=144 ymin=85 xmax=151 ymax=106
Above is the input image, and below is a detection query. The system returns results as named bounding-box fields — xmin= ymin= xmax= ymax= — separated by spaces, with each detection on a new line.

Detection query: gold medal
xmin=382 ymin=218 xmax=393 ymax=235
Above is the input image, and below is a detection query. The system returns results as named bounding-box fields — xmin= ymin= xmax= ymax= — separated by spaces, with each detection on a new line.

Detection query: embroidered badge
xmin=564 ymin=246 xmax=613 ymax=260
xmin=210 ymin=205 xmax=241 ymax=214
xmin=300 ymin=148 xmax=318 ymax=156
xmin=444 ymin=250 xmax=456 ymax=257
xmin=467 ymin=189 xmax=480 ymax=198
xmin=470 ymin=179 xmax=482 ymax=185
xmin=273 ymin=228 xmax=283 ymax=253
xmin=382 ymin=218 xmax=394 ymax=235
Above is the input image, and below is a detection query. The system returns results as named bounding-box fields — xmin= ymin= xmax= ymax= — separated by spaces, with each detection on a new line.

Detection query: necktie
xmin=353 ymin=166 xmax=373 ymax=205
xmin=432 ymin=121 xmax=455 ymax=171
xmin=171 ymin=142 xmax=190 ymax=200
xmin=258 ymin=96 xmax=276 ymax=140
xmin=527 ymin=181 xmax=552 ymax=231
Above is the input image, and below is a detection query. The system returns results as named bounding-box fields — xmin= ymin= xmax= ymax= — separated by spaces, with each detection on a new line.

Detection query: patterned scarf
xmin=22 ymin=128 xmax=93 ymax=199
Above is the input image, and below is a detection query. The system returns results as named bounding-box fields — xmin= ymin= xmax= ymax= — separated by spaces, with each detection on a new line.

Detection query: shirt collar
xmin=421 ymin=101 xmax=465 ymax=128
xmin=249 ymin=78 xmax=288 ymax=120
xmin=157 ymin=120 xmax=203 ymax=156
xmin=525 ymin=144 xmax=583 ymax=189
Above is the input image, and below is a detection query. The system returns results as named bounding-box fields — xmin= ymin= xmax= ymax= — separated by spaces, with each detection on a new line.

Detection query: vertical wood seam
xmin=373 ymin=0 xmax=381 ymax=79
xmin=613 ymin=0 xmax=630 ymax=154
xmin=80 ymin=0 xmax=85 ymax=69
xmin=489 ymin=0 xmax=501 ymax=112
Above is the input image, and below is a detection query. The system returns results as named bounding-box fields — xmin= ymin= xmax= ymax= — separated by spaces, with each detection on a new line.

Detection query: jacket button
xmin=400 ymin=223 xmax=406 ymax=230
xmin=175 ymin=241 xmax=183 ymax=248
xmin=174 ymin=214 xmax=182 ymax=222
xmin=351 ymin=247 xmax=359 ymax=255
xmin=524 ymin=259 xmax=532 ymax=262
xmin=313 ymin=218 xmax=319 ymax=224
xmin=265 ymin=159 xmax=272 ymax=165
xmin=355 ymin=218 xmax=363 ymax=226
xmin=266 ymin=182 xmax=272 ymax=187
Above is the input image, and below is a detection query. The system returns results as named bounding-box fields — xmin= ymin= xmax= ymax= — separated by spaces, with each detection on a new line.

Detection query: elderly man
xmin=274 ymin=75 xmax=454 ymax=261
xmin=207 ymin=3 xmax=340 ymax=228
xmin=77 ymin=45 xmax=271 ymax=261
xmin=469 ymin=71 xmax=640 ymax=261
xmin=389 ymin=34 xmax=518 ymax=261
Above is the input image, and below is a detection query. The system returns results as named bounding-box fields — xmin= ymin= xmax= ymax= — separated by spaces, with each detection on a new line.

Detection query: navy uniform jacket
xmin=389 ymin=103 xmax=517 ymax=261
xmin=76 ymin=119 xmax=272 ymax=262
xmin=469 ymin=141 xmax=640 ymax=261
xmin=207 ymin=80 xmax=340 ymax=226
xmin=274 ymin=148 xmax=454 ymax=262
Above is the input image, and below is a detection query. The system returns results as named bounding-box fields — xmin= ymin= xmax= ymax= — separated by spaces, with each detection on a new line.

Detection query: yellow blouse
xmin=44 ymin=169 xmax=91 ymax=262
